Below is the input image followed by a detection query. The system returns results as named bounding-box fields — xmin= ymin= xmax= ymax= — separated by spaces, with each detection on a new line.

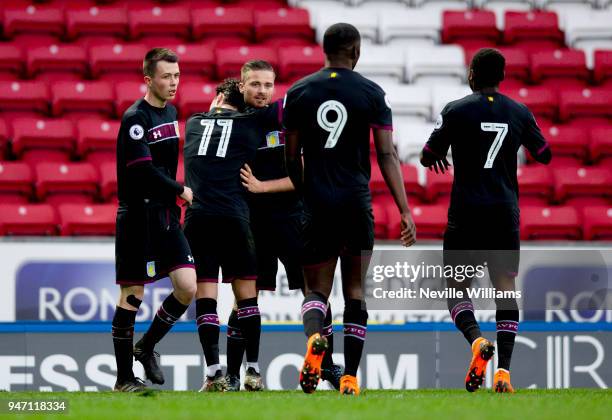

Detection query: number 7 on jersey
xmin=481 ymin=122 xmax=508 ymax=169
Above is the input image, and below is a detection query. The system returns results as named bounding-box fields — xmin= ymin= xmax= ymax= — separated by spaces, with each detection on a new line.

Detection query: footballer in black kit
xmin=421 ymin=48 xmax=552 ymax=394
xmin=112 ymin=48 xmax=197 ymax=393
xmin=183 ymin=79 xmax=280 ymax=392
xmin=231 ymin=60 xmax=342 ymax=391
xmin=284 ymin=23 xmax=416 ymax=396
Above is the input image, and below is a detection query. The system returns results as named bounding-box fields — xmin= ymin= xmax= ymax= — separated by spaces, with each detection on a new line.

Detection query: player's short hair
xmin=240 ymin=60 xmax=275 ymax=80
xmin=143 ymin=48 xmax=179 ymax=77
xmin=470 ymin=48 xmax=505 ymax=88
xmin=216 ymin=78 xmax=245 ymax=110
xmin=323 ymin=23 xmax=361 ymax=56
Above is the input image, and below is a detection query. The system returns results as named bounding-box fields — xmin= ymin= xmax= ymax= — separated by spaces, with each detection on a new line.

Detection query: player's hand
xmin=400 ymin=211 xmax=417 ymax=247
xmin=179 ymin=186 xmax=193 ymax=206
xmin=428 ymin=158 xmax=451 ymax=174
xmin=209 ymin=93 xmax=224 ymax=110
xmin=240 ymin=164 xmax=266 ymax=193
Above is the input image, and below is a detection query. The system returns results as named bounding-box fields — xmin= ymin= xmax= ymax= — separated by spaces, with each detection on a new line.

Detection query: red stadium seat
xmin=11 ymin=118 xmax=74 ymax=156
xmin=216 ymin=45 xmax=278 ymax=80
xmin=3 ymin=4 xmax=64 ymax=37
xmin=554 ymin=167 xmax=612 ymax=202
xmin=278 ymin=45 xmax=324 ymax=82
xmin=503 ymin=87 xmax=558 ymax=120
xmin=372 ymin=201 xmax=388 ymax=239
xmin=0 ymin=161 xmax=33 ymax=200
xmin=503 ymin=11 xmax=563 ymax=49
xmin=115 ymin=81 xmax=147 ymax=117
xmin=0 ymin=119 xmax=8 ymax=158
xmin=530 ymin=49 xmax=589 ymax=85
xmin=191 ymin=6 xmax=253 ymax=42
xmin=58 ymin=203 xmax=116 ymax=236
xmin=271 ymin=83 xmax=290 ymax=102
xmin=176 ymin=82 xmax=217 ymax=119
xmin=0 ymin=80 xmax=49 ymax=114
xmin=517 ymin=165 xmax=553 ymax=203
xmin=582 ymin=206 xmax=612 ymax=240
xmin=76 ymin=119 xmax=120 ymax=158
xmin=593 ymin=50 xmax=612 ymax=86
xmin=425 ymin=167 xmax=454 ymax=202
xmin=65 ymin=5 xmax=128 ymax=40
xmin=35 ymin=162 xmax=99 ymax=204
xmin=87 ymin=151 xmax=116 ymax=168
xmin=254 ymin=8 xmax=313 ymax=43
xmin=0 ymin=43 xmax=24 ymax=77
xmin=401 ymin=164 xmax=424 ymax=200
xmin=0 ymin=203 xmax=58 ymax=236
xmin=442 ymin=10 xmax=498 ymax=44
xmin=537 ymin=124 xmax=589 ymax=160
xmin=520 ymin=206 xmax=581 ymax=240
xmin=99 ymin=161 xmax=117 ymax=201
xmin=89 ymin=43 xmax=149 ymax=79
xmin=26 ymin=44 xmax=87 ymax=79
xmin=128 ymin=5 xmax=190 ymax=39
xmin=166 ymin=44 xmax=215 ymax=80
xmin=22 ymin=150 xmax=71 ymax=167
xmin=410 ymin=205 xmax=448 ymax=239
xmin=238 ymin=0 xmax=288 ymax=10
xmin=558 ymin=88 xmax=612 ymax=122
xmin=590 ymin=127 xmax=612 ymax=162
xmin=51 ymin=81 xmax=114 ymax=117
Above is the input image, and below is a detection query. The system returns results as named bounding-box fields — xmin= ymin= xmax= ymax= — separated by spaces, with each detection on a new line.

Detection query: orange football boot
xmin=299 ymin=333 xmax=328 ymax=394
xmin=465 ymin=337 xmax=495 ymax=392
xmin=339 ymin=375 xmax=360 ymax=395
xmin=493 ymin=369 xmax=515 ymax=393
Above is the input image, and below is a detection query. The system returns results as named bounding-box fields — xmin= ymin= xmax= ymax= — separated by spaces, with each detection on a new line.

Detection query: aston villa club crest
xmin=146 ymin=261 xmax=156 ymax=278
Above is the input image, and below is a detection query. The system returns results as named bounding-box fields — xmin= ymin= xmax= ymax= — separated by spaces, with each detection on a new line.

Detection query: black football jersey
xmin=425 ymin=92 xmax=549 ymax=209
xmin=116 ymin=99 xmax=182 ymax=207
xmin=283 ymin=67 xmax=392 ymax=210
xmin=184 ymin=105 xmax=279 ymax=221
xmin=245 ymin=101 xmax=302 ymax=216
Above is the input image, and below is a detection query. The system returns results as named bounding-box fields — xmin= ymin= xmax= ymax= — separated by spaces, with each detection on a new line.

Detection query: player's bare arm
xmin=240 ymin=163 xmax=295 ymax=193
xmin=373 ymin=128 xmax=416 ymax=247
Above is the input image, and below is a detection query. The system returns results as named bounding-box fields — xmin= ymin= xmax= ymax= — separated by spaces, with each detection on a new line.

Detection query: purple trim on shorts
xmin=116 ymin=278 xmax=157 ymax=285
xmin=197 ymin=277 xmax=219 ymax=283
xmin=322 ymin=324 xmax=333 ymax=337
xmin=301 ymin=301 xmax=327 ymax=316
xmin=166 ymin=264 xmax=195 ymax=273
xmin=237 ymin=306 xmax=260 ymax=319
xmin=222 ymin=275 xmax=258 ymax=283
xmin=343 ymin=323 xmax=367 ymax=341
xmin=497 ymin=320 xmax=519 ymax=334
xmin=537 ymin=143 xmax=550 ymax=155
xmin=450 ymin=301 xmax=474 ymax=323
xmin=370 ymin=123 xmax=393 ymax=131
xmin=227 ymin=326 xmax=244 ymax=339
xmin=126 ymin=156 xmax=152 ymax=167
xmin=197 ymin=314 xmax=220 ymax=327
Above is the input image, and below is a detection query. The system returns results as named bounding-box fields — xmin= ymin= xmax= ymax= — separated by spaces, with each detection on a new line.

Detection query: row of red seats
xmin=0 ymin=43 xmax=324 ymax=82
xmin=0 ymin=202 xmax=116 ymax=236
xmin=0 ymin=79 xmax=293 ymax=121
xmin=0 ymin=161 xmax=116 ymax=204
xmin=464 ymin=48 xmax=612 ymax=88
xmin=444 ymin=10 xmax=564 ymax=52
xmin=1 ymin=201 xmax=610 ymax=240
xmin=0 ymin=3 xmax=309 ymax=43
xmin=536 ymin=124 xmax=612 ymax=163
xmin=373 ymin=201 xmax=612 ymax=241
xmin=500 ymin=86 xmax=612 ymax=122
xmin=370 ymin=164 xmax=612 ymax=206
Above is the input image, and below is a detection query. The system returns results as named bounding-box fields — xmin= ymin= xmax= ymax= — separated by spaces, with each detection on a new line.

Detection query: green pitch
xmin=1 ymin=389 xmax=611 ymax=420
